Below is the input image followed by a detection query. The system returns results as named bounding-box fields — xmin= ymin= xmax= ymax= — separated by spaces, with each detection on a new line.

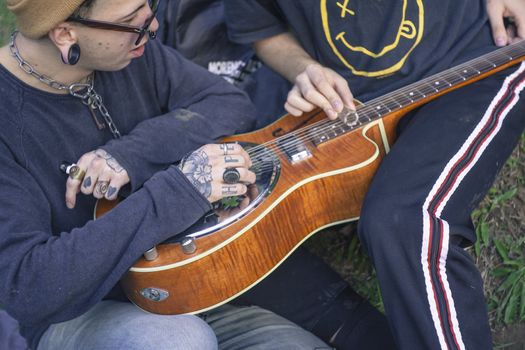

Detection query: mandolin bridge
xmin=278 ymin=135 xmax=311 ymax=163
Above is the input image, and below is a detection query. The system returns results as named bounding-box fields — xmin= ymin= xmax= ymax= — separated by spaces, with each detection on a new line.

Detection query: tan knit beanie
xmin=7 ymin=0 xmax=86 ymax=39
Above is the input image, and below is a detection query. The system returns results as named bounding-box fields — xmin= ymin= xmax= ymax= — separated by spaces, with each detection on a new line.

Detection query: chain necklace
xmin=9 ymin=31 xmax=121 ymax=139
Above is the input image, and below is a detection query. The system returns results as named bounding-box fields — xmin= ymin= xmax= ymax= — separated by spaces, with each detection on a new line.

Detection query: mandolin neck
xmin=310 ymin=40 xmax=525 ymax=145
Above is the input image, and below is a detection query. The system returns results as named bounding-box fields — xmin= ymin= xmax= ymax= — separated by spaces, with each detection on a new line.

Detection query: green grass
xmin=0 ymin=5 xmax=15 ymax=45
xmin=471 ymin=133 xmax=525 ymax=336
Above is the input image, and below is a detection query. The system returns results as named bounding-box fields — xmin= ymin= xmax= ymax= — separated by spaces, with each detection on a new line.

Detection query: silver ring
xmin=223 ymin=168 xmax=241 ymax=184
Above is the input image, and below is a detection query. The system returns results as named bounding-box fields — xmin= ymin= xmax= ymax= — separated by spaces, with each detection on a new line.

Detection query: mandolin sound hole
xmin=163 ymin=142 xmax=280 ymax=243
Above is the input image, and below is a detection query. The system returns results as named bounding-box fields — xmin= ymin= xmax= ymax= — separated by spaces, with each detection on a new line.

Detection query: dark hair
xmin=72 ymin=0 xmax=96 ymax=18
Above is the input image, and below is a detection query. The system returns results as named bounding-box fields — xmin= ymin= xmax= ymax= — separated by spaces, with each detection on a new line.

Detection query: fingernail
xmin=332 ymin=100 xmax=343 ymax=112
xmin=328 ymin=109 xmax=338 ymax=119
xmin=66 ymin=201 xmax=73 ymax=209
xmin=496 ymin=38 xmax=506 ymax=46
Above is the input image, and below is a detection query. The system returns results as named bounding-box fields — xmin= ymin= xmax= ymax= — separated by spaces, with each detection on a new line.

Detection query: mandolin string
xmin=248 ymin=42 xmax=525 ymax=161
xmin=246 ymin=64 xmax=499 ymax=175
xmin=245 ymin=42 xmax=525 ymax=175
xmin=248 ymin=47 xmax=525 ymax=176
xmin=245 ymin=66 xmax=497 ymax=168
xmin=246 ymin=41 xmax=525 ymax=161
xmin=247 ymin=43 xmax=525 ymax=176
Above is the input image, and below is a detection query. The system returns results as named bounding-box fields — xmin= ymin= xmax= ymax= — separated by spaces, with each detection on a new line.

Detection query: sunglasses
xmin=68 ymin=0 xmax=160 ymax=46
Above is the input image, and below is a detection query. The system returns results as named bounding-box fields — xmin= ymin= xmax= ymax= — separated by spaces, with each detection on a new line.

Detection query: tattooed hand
xmin=65 ymin=149 xmax=130 ymax=209
xmin=179 ymin=143 xmax=256 ymax=203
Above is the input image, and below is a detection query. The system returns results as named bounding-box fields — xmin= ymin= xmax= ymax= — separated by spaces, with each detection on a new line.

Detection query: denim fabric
xmin=37 ymin=301 xmax=217 ymax=350
xmin=205 ymin=304 xmax=332 ymax=350
xmin=37 ymin=301 xmax=331 ymax=350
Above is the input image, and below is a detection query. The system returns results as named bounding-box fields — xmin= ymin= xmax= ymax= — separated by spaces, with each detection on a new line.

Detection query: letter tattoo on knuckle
xmin=222 ymin=185 xmax=237 ymax=196
xmin=95 ymin=149 xmax=124 ymax=173
xmin=224 ymin=155 xmax=239 ymax=164
xmin=219 ymin=143 xmax=236 ymax=156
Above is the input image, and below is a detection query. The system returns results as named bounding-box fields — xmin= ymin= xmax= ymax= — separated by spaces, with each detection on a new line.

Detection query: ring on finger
xmin=223 ymin=168 xmax=241 ymax=184
xmin=68 ymin=165 xmax=86 ymax=181
xmin=96 ymin=181 xmax=110 ymax=195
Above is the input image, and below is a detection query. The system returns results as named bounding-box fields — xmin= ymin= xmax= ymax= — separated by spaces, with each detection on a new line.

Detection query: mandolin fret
xmin=373 ymin=103 xmax=392 ymax=116
xmin=311 ymin=40 xmax=525 ymax=146
xmin=508 ymin=44 xmax=525 ymax=58
xmin=359 ymin=113 xmax=373 ymax=123
xmin=394 ymin=92 xmax=416 ymax=105
xmin=383 ymin=96 xmax=404 ymax=109
xmin=472 ymin=59 xmax=496 ymax=74
xmin=449 ymin=69 xmax=468 ymax=82
xmin=405 ymin=89 xmax=427 ymax=101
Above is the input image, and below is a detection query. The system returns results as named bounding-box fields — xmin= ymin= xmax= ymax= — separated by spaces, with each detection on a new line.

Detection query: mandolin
xmin=96 ymin=41 xmax=525 ymax=315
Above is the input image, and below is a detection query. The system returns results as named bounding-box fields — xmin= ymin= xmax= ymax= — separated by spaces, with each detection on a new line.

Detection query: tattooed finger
xmin=223 ymin=154 xmax=246 ymax=166
xmin=94 ymin=180 xmax=110 ymax=198
xmin=219 ymin=143 xmax=238 ymax=156
xmin=82 ymin=176 xmax=93 ymax=189
xmin=95 ymin=149 xmax=124 ymax=173
xmin=105 ymin=185 xmax=119 ymax=200
xmin=221 ymin=184 xmax=247 ymax=197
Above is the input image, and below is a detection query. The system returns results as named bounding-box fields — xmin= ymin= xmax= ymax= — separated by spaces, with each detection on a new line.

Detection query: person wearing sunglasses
xmin=0 ymin=0 xmax=337 ymax=349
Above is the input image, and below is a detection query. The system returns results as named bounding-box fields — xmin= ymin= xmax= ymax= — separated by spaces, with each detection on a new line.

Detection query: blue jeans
xmin=37 ymin=301 xmax=331 ymax=349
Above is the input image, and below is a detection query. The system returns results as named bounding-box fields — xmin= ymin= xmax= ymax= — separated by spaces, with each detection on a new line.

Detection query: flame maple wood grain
xmin=97 ymin=53 xmax=525 ymax=314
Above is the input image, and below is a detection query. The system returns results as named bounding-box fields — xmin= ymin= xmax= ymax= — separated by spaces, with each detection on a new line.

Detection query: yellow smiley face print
xmin=321 ymin=0 xmax=425 ymax=77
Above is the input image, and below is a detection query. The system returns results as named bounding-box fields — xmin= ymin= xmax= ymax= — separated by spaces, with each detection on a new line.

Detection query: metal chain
xmin=8 ymin=31 xmax=121 ymax=139
xmin=84 ymin=93 xmax=122 ymax=138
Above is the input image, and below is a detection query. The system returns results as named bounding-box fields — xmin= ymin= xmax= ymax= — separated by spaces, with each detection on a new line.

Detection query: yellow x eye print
xmin=337 ymin=0 xmax=356 ymax=17
xmin=321 ymin=0 xmax=425 ymax=77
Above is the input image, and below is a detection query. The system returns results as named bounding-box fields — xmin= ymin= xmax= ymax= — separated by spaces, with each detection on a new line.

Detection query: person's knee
xmin=107 ymin=314 xmax=217 ymax=349
xmin=358 ymin=192 xmax=422 ymax=259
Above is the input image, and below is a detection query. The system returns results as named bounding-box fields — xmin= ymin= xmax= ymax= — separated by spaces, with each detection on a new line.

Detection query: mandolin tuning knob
xmin=181 ymin=237 xmax=197 ymax=255
xmin=143 ymin=246 xmax=158 ymax=261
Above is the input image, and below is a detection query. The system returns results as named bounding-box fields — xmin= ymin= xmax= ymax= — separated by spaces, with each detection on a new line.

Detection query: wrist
xmin=288 ymin=58 xmax=320 ymax=82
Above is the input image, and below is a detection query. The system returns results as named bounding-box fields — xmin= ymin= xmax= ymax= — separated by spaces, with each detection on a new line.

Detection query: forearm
xmin=1 ymin=167 xmax=210 ymax=326
xmin=101 ymin=45 xmax=256 ymax=191
xmin=102 ymin=94 xmax=255 ymax=192
xmin=254 ymin=32 xmax=318 ymax=83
